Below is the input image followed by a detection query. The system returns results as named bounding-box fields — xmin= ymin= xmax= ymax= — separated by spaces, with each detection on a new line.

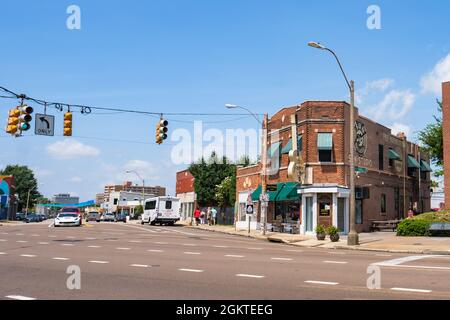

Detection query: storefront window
xmin=318 ymin=194 xmax=332 ymax=217
xmin=274 ymin=201 xmax=300 ymax=222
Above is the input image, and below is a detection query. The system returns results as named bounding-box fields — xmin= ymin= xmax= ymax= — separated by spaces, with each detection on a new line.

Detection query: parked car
xmin=24 ymin=214 xmax=41 ymax=223
xmin=87 ymin=212 xmax=101 ymax=222
xmin=102 ymin=212 xmax=116 ymax=222
xmin=60 ymin=207 xmax=82 ymax=223
xmin=15 ymin=212 xmax=26 ymax=221
xmin=36 ymin=214 xmax=47 ymax=221
xmin=115 ymin=213 xmax=127 ymax=223
xmin=54 ymin=213 xmax=81 ymax=227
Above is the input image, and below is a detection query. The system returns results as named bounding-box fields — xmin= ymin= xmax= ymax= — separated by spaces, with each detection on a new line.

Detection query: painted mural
xmin=0 ymin=176 xmax=15 ymax=220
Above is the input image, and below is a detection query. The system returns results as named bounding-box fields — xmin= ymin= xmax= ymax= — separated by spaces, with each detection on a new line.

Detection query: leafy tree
xmin=189 ymin=152 xmax=236 ymax=207
xmin=0 ymin=165 xmax=42 ymax=211
xmin=215 ymin=176 xmax=236 ymax=208
xmin=418 ymin=100 xmax=443 ymax=176
xmin=134 ymin=205 xmax=143 ymax=215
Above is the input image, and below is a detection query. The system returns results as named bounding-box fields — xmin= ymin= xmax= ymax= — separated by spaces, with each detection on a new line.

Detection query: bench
xmin=429 ymin=223 xmax=450 ymax=236
xmin=371 ymin=219 xmax=402 ymax=232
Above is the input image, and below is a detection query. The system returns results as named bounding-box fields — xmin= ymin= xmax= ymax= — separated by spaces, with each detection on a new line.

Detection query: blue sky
xmin=1 ymin=0 xmax=449 ymax=201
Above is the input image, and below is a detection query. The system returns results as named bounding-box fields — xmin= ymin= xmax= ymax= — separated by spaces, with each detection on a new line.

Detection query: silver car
xmin=102 ymin=213 xmax=116 ymax=222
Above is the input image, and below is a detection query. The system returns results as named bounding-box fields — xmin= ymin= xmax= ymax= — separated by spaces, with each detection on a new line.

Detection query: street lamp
xmin=225 ymin=104 xmax=269 ymax=235
xmin=125 ymin=170 xmax=145 ymax=214
xmin=25 ymin=183 xmax=44 ymax=216
xmin=308 ymin=41 xmax=359 ymax=246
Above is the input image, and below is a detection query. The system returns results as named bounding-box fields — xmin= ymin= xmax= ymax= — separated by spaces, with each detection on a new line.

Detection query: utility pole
xmin=261 ymin=113 xmax=269 ymax=235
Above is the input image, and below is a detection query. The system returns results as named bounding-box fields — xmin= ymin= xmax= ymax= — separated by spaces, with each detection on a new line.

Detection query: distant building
xmin=176 ymin=170 xmax=196 ymax=221
xmin=95 ymin=193 xmax=104 ymax=205
xmin=102 ymin=181 xmax=166 ymax=203
xmin=52 ymin=193 xmax=79 ymax=205
xmin=102 ymin=191 xmax=155 ymax=216
xmin=431 ymin=180 xmax=445 ymax=210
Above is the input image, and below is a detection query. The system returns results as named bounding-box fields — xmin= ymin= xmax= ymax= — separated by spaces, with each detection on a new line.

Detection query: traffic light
xmin=64 ymin=112 xmax=72 ymax=136
xmin=5 ymin=108 xmax=20 ymax=134
xmin=17 ymin=104 xmax=33 ymax=132
xmin=155 ymin=119 xmax=168 ymax=144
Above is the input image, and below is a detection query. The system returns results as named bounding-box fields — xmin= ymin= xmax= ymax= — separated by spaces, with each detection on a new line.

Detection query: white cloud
xmin=117 ymin=160 xmax=161 ymax=183
xmin=70 ymin=176 xmax=83 ymax=183
xmin=370 ymin=89 xmax=416 ymax=121
xmin=33 ymin=167 xmax=54 ymax=178
xmin=420 ymin=53 xmax=450 ymax=95
xmin=356 ymin=78 xmax=394 ymax=105
xmin=390 ymin=123 xmax=411 ymax=138
xmin=46 ymin=139 xmax=100 ymax=160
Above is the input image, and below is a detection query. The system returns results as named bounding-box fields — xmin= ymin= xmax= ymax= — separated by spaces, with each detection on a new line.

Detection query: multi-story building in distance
xmin=52 ymin=193 xmax=79 ymax=205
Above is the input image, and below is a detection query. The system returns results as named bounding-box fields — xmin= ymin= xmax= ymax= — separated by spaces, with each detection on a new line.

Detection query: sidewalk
xmin=180 ymin=221 xmax=450 ymax=255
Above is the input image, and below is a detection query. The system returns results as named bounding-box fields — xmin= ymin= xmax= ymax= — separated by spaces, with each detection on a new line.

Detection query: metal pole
xmin=261 ymin=113 xmax=269 ymax=235
xmin=347 ymin=80 xmax=359 ymax=245
xmin=25 ymin=189 xmax=31 ymax=216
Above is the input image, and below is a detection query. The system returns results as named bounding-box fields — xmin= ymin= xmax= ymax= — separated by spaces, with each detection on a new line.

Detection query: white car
xmin=54 ymin=213 xmax=81 ymax=227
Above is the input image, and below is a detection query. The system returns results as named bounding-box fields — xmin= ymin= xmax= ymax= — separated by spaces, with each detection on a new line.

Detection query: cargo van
xmin=141 ymin=196 xmax=181 ymax=226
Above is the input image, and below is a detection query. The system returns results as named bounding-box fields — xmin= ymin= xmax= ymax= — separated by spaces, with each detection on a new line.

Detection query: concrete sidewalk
xmin=180 ymin=221 xmax=450 ymax=255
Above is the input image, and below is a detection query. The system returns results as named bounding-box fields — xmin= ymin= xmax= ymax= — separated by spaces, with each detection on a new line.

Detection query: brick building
xmin=442 ymin=82 xmax=450 ymax=209
xmin=236 ymin=101 xmax=432 ymax=234
xmin=175 ymin=170 xmax=196 ymax=221
xmin=0 ymin=175 xmax=17 ymax=220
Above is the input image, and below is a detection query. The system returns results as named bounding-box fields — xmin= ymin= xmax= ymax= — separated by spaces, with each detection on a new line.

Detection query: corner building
xmin=236 ymin=101 xmax=431 ymax=234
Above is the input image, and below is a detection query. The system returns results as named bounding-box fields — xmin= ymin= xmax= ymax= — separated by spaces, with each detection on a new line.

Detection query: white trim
xmin=332 ymin=193 xmax=338 ymax=228
xmin=298 ymin=186 xmax=349 ymax=194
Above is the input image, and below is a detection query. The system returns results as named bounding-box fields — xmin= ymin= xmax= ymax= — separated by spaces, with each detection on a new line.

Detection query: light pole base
xmin=347 ymin=232 xmax=359 ymax=246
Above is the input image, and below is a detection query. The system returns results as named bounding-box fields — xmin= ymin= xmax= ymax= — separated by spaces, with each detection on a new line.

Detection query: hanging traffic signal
xmin=17 ymin=104 xmax=33 ymax=132
xmin=5 ymin=108 xmax=20 ymax=134
xmin=64 ymin=112 xmax=72 ymax=136
xmin=155 ymin=119 xmax=168 ymax=144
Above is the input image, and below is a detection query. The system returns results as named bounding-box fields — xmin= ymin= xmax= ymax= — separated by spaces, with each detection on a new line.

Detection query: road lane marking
xmin=213 ymin=245 xmax=229 ymax=248
xmin=305 ymin=280 xmax=339 ymax=286
xmin=48 ymin=235 xmax=57 ymax=238
xmin=285 ymin=249 xmax=303 ymax=253
xmin=236 ymin=274 xmax=265 ymax=279
xmin=374 ymin=255 xmax=444 ymax=267
xmin=116 ymin=247 xmax=131 ymax=250
xmin=107 ymin=239 xmax=118 ymax=242
xmin=225 ymin=255 xmax=244 ymax=258
xmin=17 ymin=240 xmax=28 ymax=243
xmin=384 ymin=264 xmax=450 ymax=271
xmin=53 ymin=257 xmax=70 ymax=261
xmin=148 ymin=249 xmax=164 ymax=253
xmin=5 ymin=295 xmax=36 ymax=300
xmin=0 ymin=239 xmax=7 ymax=242
xmin=61 ymin=244 xmax=74 ymax=246
xmin=20 ymin=254 xmax=36 ymax=258
xmin=38 ymin=242 xmax=49 ymax=245
xmin=0 ymin=252 xmax=6 ymax=255
xmin=0 ymin=232 xmax=8 ymax=235
xmin=155 ymin=242 xmax=168 ymax=245
xmin=16 ymin=233 xmax=24 ymax=236
xmin=328 ymin=251 xmax=346 ymax=255
xmin=85 ymin=237 xmax=97 ymax=240
xmin=88 ymin=245 xmax=101 ymax=248
xmin=129 ymin=240 xmax=142 ymax=243
xmin=247 ymin=247 xmax=263 ymax=250
xmin=66 ymin=236 xmax=75 ymax=239
xmin=179 ymin=268 xmax=204 ymax=273
xmin=323 ymin=260 xmax=348 ymax=264
xmin=89 ymin=260 xmax=109 ymax=264
xmin=31 ymin=234 xmax=40 ymax=237
xmin=271 ymin=257 xmax=293 ymax=261
xmin=183 ymin=252 xmax=201 ymax=255
xmin=391 ymin=287 xmax=432 ymax=293
xmin=182 ymin=244 xmax=197 ymax=246
xmin=130 ymin=264 xmax=150 ymax=268
xmin=375 ymin=254 xmax=392 ymax=257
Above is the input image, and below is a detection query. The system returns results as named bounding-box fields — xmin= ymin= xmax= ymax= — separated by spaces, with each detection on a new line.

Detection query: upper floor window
xmin=379 ymin=145 xmax=384 ymax=171
xmin=317 ymin=133 xmax=333 ymax=163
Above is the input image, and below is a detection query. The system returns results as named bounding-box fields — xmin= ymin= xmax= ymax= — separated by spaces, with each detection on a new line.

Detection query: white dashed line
xmin=375 ymin=254 xmax=392 ymax=257
xmin=5 ymin=295 xmax=36 ymax=300
xmin=85 ymin=237 xmax=97 ymax=240
xmin=285 ymin=249 xmax=303 ymax=253
xmin=0 ymin=232 xmax=8 ymax=235
xmin=116 ymin=247 xmax=131 ymax=250
xmin=327 ymin=251 xmax=346 ymax=255
xmin=213 ymin=245 xmax=229 ymax=248
xmin=155 ymin=242 xmax=168 ymax=245
xmin=236 ymin=274 xmax=265 ymax=279
xmin=31 ymin=234 xmax=40 ymax=237
xmin=48 ymin=235 xmax=57 ymax=238
xmin=305 ymin=280 xmax=339 ymax=286
xmin=179 ymin=268 xmax=204 ymax=273
xmin=247 ymin=248 xmax=263 ymax=250
xmin=129 ymin=240 xmax=142 ymax=243
xmin=184 ymin=252 xmax=201 ymax=255
xmin=16 ymin=233 xmax=24 ymax=236
xmin=0 ymin=239 xmax=7 ymax=242
xmin=53 ymin=257 xmax=70 ymax=261
xmin=0 ymin=252 xmax=6 ymax=255
xmin=20 ymin=254 xmax=36 ymax=258
xmin=271 ymin=257 xmax=293 ymax=261
xmin=66 ymin=236 xmax=75 ymax=239
xmin=391 ymin=287 xmax=432 ymax=293
xmin=88 ymin=245 xmax=101 ymax=248
xmin=89 ymin=260 xmax=109 ymax=264
xmin=323 ymin=260 xmax=348 ymax=264
xmin=147 ymin=249 xmax=164 ymax=253
xmin=225 ymin=255 xmax=244 ymax=258
xmin=130 ymin=264 xmax=150 ymax=268
xmin=38 ymin=242 xmax=49 ymax=245
xmin=17 ymin=240 xmax=28 ymax=243
xmin=182 ymin=244 xmax=197 ymax=246
xmin=61 ymin=244 xmax=74 ymax=247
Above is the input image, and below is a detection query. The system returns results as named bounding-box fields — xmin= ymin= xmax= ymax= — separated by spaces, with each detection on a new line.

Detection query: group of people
xmin=193 ymin=207 xmax=217 ymax=226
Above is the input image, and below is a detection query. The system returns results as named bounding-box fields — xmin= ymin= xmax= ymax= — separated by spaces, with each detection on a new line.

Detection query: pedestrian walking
xmin=194 ymin=207 xmax=201 ymax=226
xmin=211 ymin=207 xmax=217 ymax=225
xmin=200 ymin=209 xmax=206 ymax=224
xmin=207 ymin=207 xmax=212 ymax=226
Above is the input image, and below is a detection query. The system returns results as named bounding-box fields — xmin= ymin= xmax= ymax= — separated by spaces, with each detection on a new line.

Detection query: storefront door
xmin=318 ymin=194 xmax=332 ymax=227
xmin=337 ymin=198 xmax=345 ymax=232
xmin=305 ymin=197 xmax=313 ymax=232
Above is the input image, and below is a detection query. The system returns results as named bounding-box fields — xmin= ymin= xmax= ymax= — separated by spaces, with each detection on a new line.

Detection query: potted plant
xmin=315 ymin=224 xmax=326 ymax=240
xmin=327 ymin=225 xmax=340 ymax=242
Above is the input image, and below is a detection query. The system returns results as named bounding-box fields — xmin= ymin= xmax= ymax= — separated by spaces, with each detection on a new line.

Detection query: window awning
xmin=251 ymin=182 xmax=300 ymax=202
xmin=420 ymin=160 xmax=432 ymax=172
xmin=407 ymin=155 xmax=420 ymax=169
xmin=388 ymin=149 xmax=401 ymax=160
xmin=281 ymin=135 xmax=303 ymax=154
xmin=317 ymin=133 xmax=333 ymax=151
xmin=267 ymin=141 xmax=282 ymax=157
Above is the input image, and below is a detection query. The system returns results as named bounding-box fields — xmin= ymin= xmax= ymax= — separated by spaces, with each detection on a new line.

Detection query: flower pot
xmin=330 ymin=233 xmax=340 ymax=242
xmin=316 ymin=233 xmax=326 ymax=241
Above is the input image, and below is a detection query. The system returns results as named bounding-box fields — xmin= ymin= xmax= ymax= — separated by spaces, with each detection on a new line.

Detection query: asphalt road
xmin=1 ymin=221 xmax=450 ymax=300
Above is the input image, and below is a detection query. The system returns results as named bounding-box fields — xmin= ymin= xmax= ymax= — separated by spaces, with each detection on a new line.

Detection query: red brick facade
xmin=176 ymin=170 xmax=195 ymax=194
xmin=443 ymin=82 xmax=450 ymax=209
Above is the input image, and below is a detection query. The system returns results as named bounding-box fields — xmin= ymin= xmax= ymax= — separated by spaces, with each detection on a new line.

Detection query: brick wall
xmin=176 ymin=170 xmax=195 ymax=194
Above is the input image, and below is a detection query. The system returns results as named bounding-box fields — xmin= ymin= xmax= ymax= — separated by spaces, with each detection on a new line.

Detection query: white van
xmin=141 ymin=196 xmax=181 ymax=226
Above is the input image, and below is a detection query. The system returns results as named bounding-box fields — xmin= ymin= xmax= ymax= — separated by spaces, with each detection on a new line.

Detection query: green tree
xmin=418 ymin=100 xmax=443 ymax=176
xmin=189 ymin=152 xmax=236 ymax=207
xmin=0 ymin=165 xmax=42 ymax=211
xmin=215 ymin=175 xmax=236 ymax=208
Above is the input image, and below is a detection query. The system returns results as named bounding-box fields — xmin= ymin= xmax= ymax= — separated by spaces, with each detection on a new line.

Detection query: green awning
xmin=420 ymin=160 xmax=432 ymax=172
xmin=388 ymin=149 xmax=401 ymax=160
xmin=251 ymin=182 xmax=300 ymax=202
xmin=317 ymin=133 xmax=333 ymax=151
xmin=407 ymin=155 xmax=420 ymax=169
xmin=281 ymin=135 xmax=303 ymax=154
xmin=267 ymin=141 xmax=281 ymax=157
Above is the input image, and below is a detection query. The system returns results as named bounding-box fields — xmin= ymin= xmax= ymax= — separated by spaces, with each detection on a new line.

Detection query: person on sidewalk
xmin=200 ymin=208 xmax=206 ymax=224
xmin=207 ymin=207 xmax=212 ymax=226
xmin=194 ymin=207 xmax=201 ymax=226
xmin=211 ymin=207 xmax=217 ymax=225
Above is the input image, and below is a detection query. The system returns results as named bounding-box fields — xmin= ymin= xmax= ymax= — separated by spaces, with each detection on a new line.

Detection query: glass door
xmin=337 ymin=198 xmax=345 ymax=232
xmin=305 ymin=197 xmax=313 ymax=232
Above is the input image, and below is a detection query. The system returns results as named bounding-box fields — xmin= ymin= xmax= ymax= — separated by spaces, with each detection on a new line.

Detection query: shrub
xmin=396 ymin=219 xmax=431 ymax=237
xmin=326 ymin=225 xmax=339 ymax=236
xmin=315 ymin=224 xmax=326 ymax=234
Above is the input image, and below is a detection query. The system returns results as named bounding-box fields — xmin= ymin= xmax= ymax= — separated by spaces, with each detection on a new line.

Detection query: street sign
xmin=267 ymin=184 xmax=277 ymax=192
xmin=35 ymin=114 xmax=55 ymax=136
xmin=355 ymin=166 xmax=368 ymax=174
xmin=246 ymin=204 xmax=254 ymax=215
